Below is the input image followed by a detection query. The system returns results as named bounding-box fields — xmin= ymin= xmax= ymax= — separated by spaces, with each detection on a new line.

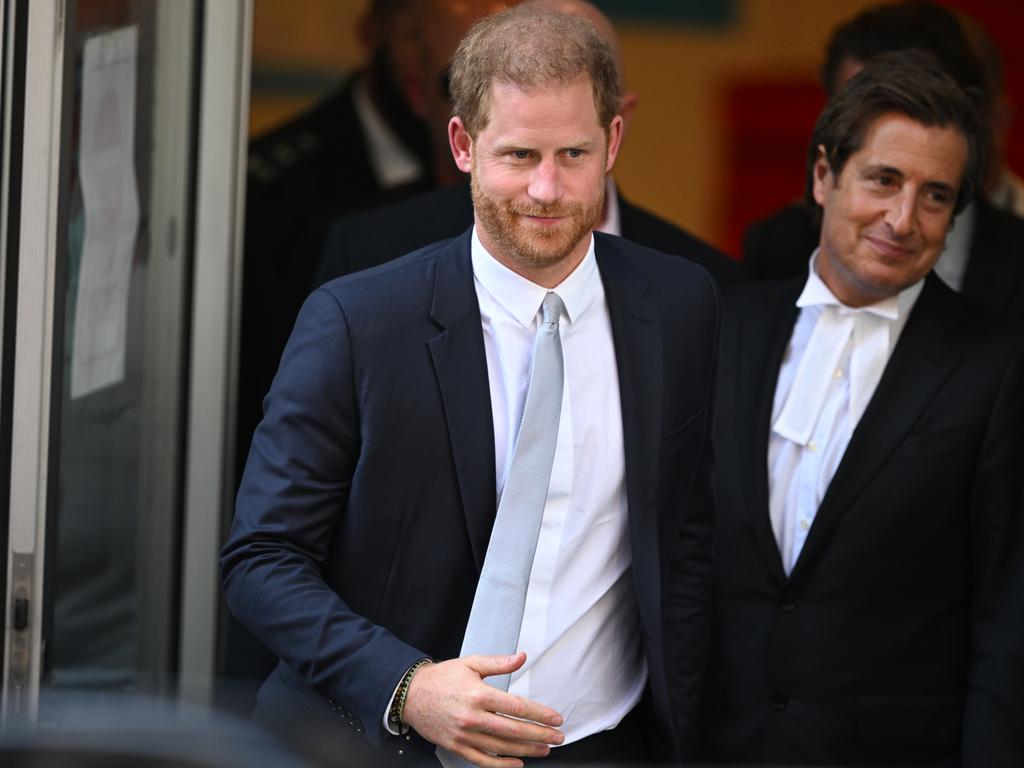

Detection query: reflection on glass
xmin=46 ymin=0 xmax=194 ymax=696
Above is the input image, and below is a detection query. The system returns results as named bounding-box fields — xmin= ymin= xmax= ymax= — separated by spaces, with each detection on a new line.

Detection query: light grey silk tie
xmin=436 ymin=292 xmax=565 ymax=768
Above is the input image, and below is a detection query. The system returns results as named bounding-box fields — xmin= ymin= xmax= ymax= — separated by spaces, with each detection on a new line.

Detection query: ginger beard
xmin=470 ymin=151 xmax=606 ymax=272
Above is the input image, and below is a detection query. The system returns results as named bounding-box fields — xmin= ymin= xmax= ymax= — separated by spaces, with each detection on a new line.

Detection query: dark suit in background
xmin=708 ymin=274 xmax=1024 ymax=765
xmin=314 ymin=181 xmax=742 ymax=288
xmin=742 ymin=199 xmax=1024 ymax=322
xmin=221 ymin=230 xmax=720 ymax=763
xmin=239 ymin=77 xmax=432 ymax=482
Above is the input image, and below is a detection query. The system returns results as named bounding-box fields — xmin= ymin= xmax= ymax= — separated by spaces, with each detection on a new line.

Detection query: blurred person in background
xmin=957 ymin=10 xmax=1024 ymax=217
xmin=237 ymin=0 xmax=505 ymax=482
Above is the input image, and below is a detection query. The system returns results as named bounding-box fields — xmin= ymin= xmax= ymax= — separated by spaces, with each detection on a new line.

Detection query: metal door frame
xmin=2 ymin=0 xmax=66 ymax=726
xmin=178 ymin=0 xmax=252 ymax=706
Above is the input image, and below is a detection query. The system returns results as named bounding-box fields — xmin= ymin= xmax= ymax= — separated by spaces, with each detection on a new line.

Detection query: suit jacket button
xmin=779 ymin=598 xmax=798 ymax=612
xmin=769 ymin=694 xmax=789 ymax=710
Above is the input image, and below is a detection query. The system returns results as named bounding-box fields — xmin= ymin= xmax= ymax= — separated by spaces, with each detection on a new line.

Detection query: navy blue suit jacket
xmin=221 ymin=230 xmax=720 ymax=762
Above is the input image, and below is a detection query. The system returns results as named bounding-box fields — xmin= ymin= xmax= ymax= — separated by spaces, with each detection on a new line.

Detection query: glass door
xmin=1 ymin=0 xmax=251 ymax=725
xmin=46 ymin=0 xmax=197 ymax=699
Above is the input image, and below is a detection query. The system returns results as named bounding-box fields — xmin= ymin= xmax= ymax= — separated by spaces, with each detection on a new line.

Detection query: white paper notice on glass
xmin=71 ymin=26 xmax=140 ymax=400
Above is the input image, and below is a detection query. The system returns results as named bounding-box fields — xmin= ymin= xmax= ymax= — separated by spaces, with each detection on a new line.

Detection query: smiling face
xmin=449 ymin=77 xmax=622 ymax=287
xmin=813 ymin=111 xmax=968 ymax=307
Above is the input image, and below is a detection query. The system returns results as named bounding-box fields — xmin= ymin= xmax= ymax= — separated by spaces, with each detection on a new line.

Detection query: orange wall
xmin=250 ymin=1 xmax=367 ymax=137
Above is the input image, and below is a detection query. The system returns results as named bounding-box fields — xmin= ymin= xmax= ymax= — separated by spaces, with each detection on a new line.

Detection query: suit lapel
xmin=789 ymin=275 xmax=968 ymax=582
xmin=736 ymin=279 xmax=802 ymax=586
xmin=595 ymin=236 xmax=663 ymax=624
xmin=427 ymin=232 xmax=496 ymax=572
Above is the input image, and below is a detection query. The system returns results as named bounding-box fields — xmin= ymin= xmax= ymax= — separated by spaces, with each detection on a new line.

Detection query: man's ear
xmin=449 ymin=116 xmax=474 ymax=174
xmin=811 ymin=145 xmax=834 ymax=206
xmin=605 ymin=114 xmax=625 ymax=173
xmin=618 ymin=92 xmax=639 ymax=139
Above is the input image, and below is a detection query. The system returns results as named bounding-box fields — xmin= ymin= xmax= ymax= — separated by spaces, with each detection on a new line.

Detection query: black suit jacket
xmin=742 ymin=199 xmax=1024 ymax=323
xmin=708 ymin=274 xmax=1024 ymax=766
xmin=222 ymin=230 xmax=720 ymax=764
xmin=313 ymin=181 xmax=742 ymax=288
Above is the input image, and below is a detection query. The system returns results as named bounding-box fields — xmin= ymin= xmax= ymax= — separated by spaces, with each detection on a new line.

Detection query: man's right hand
xmin=402 ymin=652 xmax=565 ymax=768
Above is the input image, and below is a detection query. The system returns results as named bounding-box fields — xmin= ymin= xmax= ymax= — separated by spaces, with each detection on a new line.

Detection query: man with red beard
xmin=222 ymin=7 xmax=718 ymax=767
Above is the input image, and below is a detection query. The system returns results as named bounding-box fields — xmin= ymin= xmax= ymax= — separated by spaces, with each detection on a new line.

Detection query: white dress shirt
xmin=350 ymin=77 xmax=424 ymax=189
xmin=769 ymin=251 xmax=924 ymax=574
xmin=471 ymin=227 xmax=646 ymax=745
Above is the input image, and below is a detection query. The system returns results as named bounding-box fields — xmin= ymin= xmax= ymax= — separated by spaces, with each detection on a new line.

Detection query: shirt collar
xmin=471 ymin=225 xmax=597 ymax=327
xmin=350 ymin=76 xmax=424 ymax=189
xmin=796 ymin=248 xmax=924 ymax=322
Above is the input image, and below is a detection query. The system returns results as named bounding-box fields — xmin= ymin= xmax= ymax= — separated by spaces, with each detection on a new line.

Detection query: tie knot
xmin=541 ymin=292 xmax=564 ymax=327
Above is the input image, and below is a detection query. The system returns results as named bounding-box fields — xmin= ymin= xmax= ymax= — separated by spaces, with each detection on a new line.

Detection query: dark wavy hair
xmin=821 ymin=1 xmax=988 ymax=104
xmin=804 ymin=49 xmax=987 ymax=221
